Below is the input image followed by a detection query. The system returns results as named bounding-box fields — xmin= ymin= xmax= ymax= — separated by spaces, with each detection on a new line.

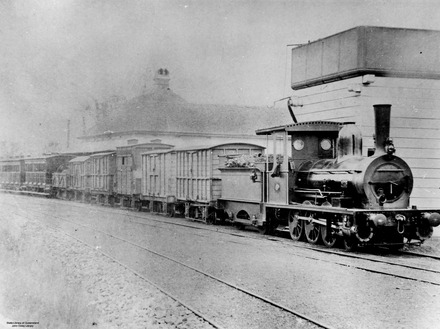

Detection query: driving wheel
xmin=304 ymin=216 xmax=321 ymax=244
xmin=288 ymin=210 xmax=303 ymax=241
xmin=320 ymin=225 xmax=337 ymax=247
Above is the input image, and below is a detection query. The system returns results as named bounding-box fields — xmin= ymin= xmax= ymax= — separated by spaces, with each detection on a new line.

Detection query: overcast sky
xmin=1 ymin=0 xmax=440 ymax=154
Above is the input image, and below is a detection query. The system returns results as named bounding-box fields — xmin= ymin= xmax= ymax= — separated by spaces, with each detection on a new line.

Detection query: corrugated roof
xmin=69 ymin=156 xmax=90 ymax=163
xmin=140 ymin=142 xmax=265 ymax=156
xmin=89 ymin=152 xmax=116 ymax=157
xmin=172 ymin=142 xmax=266 ymax=152
xmin=116 ymin=142 xmax=174 ymax=151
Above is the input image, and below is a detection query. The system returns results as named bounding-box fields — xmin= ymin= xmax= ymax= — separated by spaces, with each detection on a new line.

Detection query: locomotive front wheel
xmin=304 ymin=221 xmax=321 ymax=244
xmin=288 ymin=211 xmax=304 ymax=241
xmin=320 ymin=226 xmax=337 ymax=247
xmin=259 ymin=212 xmax=277 ymax=235
xmin=258 ymin=218 xmax=276 ymax=235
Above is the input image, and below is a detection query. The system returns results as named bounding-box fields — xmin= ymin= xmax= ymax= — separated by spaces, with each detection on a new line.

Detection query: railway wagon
xmin=66 ymin=155 xmax=94 ymax=201
xmin=140 ymin=149 xmax=175 ymax=213
xmin=0 ymin=159 xmax=25 ymax=191
xmin=89 ymin=151 xmax=117 ymax=205
xmin=140 ymin=143 xmax=264 ymax=221
xmin=115 ymin=142 xmax=173 ymax=208
xmin=23 ymin=154 xmax=76 ymax=194
xmin=217 ymin=161 xmax=267 ymax=230
xmin=51 ymin=168 xmax=70 ymax=199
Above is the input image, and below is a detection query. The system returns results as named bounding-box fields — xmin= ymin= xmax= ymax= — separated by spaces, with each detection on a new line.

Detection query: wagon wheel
xmin=320 ymin=225 xmax=337 ymax=248
xmin=168 ymin=206 xmax=176 ymax=217
xmin=304 ymin=215 xmax=321 ymax=244
xmin=343 ymin=236 xmax=358 ymax=251
xmin=258 ymin=224 xmax=270 ymax=235
xmin=206 ymin=207 xmax=216 ymax=225
xmin=288 ymin=210 xmax=303 ymax=241
xmin=215 ymin=209 xmax=227 ymax=225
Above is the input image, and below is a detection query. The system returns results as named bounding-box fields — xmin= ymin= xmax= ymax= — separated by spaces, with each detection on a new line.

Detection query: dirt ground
xmin=0 ymin=204 xmax=215 ymax=329
xmin=1 ymin=194 xmax=440 ymax=329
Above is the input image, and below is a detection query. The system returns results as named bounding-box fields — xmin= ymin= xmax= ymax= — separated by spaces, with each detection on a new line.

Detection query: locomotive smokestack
xmin=373 ymin=104 xmax=391 ymax=155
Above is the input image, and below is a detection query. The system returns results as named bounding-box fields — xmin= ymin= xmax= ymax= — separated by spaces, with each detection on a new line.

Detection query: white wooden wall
xmin=293 ymin=75 xmax=440 ymax=209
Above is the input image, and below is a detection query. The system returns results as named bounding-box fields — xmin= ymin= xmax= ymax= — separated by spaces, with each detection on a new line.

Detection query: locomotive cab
xmin=256 ymin=121 xmax=342 ymax=207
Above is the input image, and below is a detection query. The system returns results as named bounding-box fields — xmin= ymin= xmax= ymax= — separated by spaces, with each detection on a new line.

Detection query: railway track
xmin=6 ymin=202 xmax=331 ymax=329
xmin=47 ymin=210 xmax=440 ymax=287
xmin=4 ymin=194 xmax=440 ymax=286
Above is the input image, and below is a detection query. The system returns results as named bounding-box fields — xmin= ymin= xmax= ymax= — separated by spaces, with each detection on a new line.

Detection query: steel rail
xmin=33 ymin=211 xmax=336 ymax=329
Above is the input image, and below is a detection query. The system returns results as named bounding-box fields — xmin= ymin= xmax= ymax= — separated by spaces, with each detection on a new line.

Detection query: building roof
xmin=82 ymin=69 xmax=292 ymax=139
xmin=85 ymin=98 xmax=292 ymax=138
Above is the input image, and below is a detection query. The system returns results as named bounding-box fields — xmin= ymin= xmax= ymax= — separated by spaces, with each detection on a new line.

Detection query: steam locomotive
xmin=219 ymin=104 xmax=440 ymax=249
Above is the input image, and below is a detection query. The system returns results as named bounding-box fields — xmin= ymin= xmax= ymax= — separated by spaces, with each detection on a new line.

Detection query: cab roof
xmin=256 ymin=121 xmax=342 ymax=135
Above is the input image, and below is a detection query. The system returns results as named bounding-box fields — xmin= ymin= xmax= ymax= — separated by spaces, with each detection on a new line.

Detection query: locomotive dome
xmin=336 ymin=122 xmax=362 ymax=162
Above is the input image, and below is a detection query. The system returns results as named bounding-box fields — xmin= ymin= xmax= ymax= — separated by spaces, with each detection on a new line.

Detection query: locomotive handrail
xmin=294 ymin=188 xmax=342 ymax=196
xmin=376 ymin=168 xmax=404 ymax=172
xmin=297 ymin=169 xmax=362 ymax=174
xmin=368 ymin=180 xmax=399 ymax=185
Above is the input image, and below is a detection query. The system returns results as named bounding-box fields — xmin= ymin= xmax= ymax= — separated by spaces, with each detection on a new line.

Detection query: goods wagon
xmin=140 ymin=149 xmax=174 ymax=213
xmin=52 ymin=168 xmax=70 ymax=199
xmin=89 ymin=151 xmax=116 ymax=205
xmin=140 ymin=143 xmax=265 ymax=221
xmin=65 ymin=155 xmax=94 ymax=201
xmin=115 ymin=142 xmax=173 ymax=208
